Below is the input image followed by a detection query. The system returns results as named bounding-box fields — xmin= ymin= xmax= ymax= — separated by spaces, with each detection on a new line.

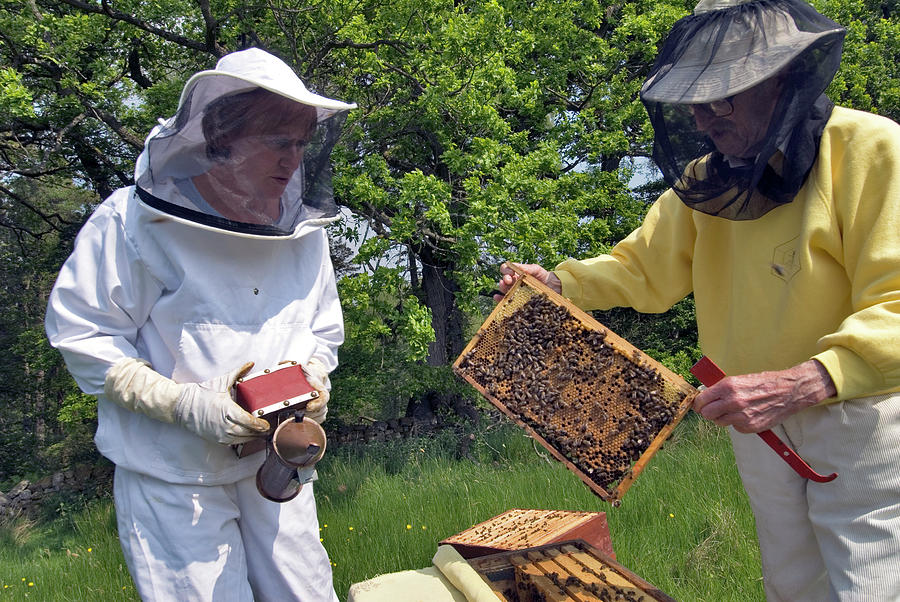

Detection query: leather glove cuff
xmin=104 ymin=357 xmax=182 ymax=423
xmin=302 ymin=358 xmax=331 ymax=423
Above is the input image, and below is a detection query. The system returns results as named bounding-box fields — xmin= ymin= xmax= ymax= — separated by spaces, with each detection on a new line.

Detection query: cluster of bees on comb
xmin=455 ymin=509 xmax=589 ymax=550
xmin=458 ymin=292 xmax=686 ymax=491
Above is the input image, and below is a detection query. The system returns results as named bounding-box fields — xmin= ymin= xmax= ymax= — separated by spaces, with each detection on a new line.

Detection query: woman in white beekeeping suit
xmin=45 ymin=47 xmax=355 ymax=601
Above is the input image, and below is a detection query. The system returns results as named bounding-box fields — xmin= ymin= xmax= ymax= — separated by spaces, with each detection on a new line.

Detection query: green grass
xmin=0 ymin=500 xmax=137 ymax=600
xmin=318 ymin=414 xmax=764 ymax=601
xmin=0 ymin=414 xmax=763 ymax=601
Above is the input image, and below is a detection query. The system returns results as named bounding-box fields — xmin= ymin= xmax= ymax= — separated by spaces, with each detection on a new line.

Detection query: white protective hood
xmin=134 ymin=48 xmax=356 ymax=239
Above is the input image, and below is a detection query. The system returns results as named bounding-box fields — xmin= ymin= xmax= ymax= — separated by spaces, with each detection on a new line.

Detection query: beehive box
xmin=467 ymin=540 xmax=676 ymax=602
xmin=439 ymin=508 xmax=614 ymax=560
xmin=453 ymin=272 xmax=697 ymax=504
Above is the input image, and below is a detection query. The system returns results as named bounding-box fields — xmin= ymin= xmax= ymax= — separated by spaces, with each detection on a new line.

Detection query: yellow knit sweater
xmin=555 ymin=106 xmax=900 ymax=401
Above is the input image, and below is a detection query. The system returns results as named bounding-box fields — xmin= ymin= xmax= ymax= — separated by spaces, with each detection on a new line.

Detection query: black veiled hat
xmin=640 ymin=0 xmax=846 ymax=220
xmin=642 ymin=0 xmax=844 ymax=103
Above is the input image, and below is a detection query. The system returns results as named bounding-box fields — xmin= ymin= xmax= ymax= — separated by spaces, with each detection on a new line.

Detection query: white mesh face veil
xmin=134 ymin=48 xmax=356 ymax=238
xmin=640 ymin=0 xmax=845 ymax=220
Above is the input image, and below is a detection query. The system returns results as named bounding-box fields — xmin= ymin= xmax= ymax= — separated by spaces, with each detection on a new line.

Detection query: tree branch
xmin=82 ymin=101 xmax=145 ymax=150
xmin=56 ymin=0 xmax=224 ymax=55
xmin=0 ymin=183 xmax=80 ymax=233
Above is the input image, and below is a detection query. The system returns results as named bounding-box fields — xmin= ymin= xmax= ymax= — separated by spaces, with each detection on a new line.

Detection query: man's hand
xmin=495 ymin=262 xmax=562 ymax=302
xmin=692 ymin=360 xmax=836 ymax=432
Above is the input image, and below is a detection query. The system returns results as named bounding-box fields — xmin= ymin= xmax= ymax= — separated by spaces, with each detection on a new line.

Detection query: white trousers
xmin=729 ymin=392 xmax=900 ymax=602
xmin=113 ymin=466 xmax=339 ymax=602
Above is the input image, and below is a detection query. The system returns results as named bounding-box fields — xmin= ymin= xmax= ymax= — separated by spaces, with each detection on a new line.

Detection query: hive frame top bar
xmin=466 ymin=539 xmax=678 ymax=602
xmin=454 ymin=271 xmax=697 ymax=504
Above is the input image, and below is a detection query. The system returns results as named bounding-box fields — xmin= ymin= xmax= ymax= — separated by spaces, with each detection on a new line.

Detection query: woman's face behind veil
xmin=223 ymin=123 xmax=310 ymax=204
xmin=196 ymin=90 xmax=318 ymax=225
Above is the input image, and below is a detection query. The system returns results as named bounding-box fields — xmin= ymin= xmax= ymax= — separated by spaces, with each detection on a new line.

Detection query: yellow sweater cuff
xmin=553 ymin=266 xmax=581 ymax=305
xmin=813 ymin=347 xmax=887 ymax=402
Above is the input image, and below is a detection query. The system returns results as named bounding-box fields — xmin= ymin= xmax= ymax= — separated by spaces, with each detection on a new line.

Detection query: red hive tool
xmin=690 ymin=356 xmax=837 ymax=483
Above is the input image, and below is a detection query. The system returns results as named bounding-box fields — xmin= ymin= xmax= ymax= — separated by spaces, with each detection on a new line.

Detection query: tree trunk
xmin=419 ymin=249 xmax=465 ymax=366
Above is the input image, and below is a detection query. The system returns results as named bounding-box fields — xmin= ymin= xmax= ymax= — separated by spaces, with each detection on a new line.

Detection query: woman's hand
xmin=692 ymin=360 xmax=836 ymax=433
xmin=494 ymin=262 xmax=562 ymax=302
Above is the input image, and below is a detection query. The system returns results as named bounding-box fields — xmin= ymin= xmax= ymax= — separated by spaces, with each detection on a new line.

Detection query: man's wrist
xmin=809 ymin=360 xmax=837 ymax=403
xmin=803 ymin=359 xmax=837 ymax=404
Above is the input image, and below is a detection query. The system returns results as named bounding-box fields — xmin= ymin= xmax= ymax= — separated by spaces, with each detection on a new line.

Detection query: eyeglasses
xmin=689 ymin=96 xmax=735 ymax=117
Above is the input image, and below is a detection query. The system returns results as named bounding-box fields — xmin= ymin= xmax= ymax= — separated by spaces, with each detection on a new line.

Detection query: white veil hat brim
xmin=179 ymin=48 xmax=357 ymax=120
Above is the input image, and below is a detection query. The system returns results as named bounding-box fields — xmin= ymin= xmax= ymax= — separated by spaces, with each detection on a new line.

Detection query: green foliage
xmin=817 ymin=0 xmax=900 ymax=121
xmin=0 ymin=67 xmax=34 ymax=117
xmin=338 ymin=267 xmax=435 ymax=363
xmin=0 ymin=177 xmax=95 ymax=478
xmin=57 ymin=391 xmax=98 ymax=425
xmin=330 ymin=346 xmax=469 ymax=422
xmin=1 ymin=0 xmax=898 ymax=467
xmin=330 ymin=0 xmax=681 ymax=330
xmin=333 ymin=265 xmax=442 ymax=420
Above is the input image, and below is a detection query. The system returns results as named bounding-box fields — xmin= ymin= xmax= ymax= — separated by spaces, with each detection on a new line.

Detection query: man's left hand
xmin=692 ymin=360 xmax=836 ymax=433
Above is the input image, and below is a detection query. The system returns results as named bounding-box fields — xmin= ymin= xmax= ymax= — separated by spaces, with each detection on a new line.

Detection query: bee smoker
xmin=232 ymin=362 xmax=320 ymax=458
xmin=256 ymin=411 xmax=326 ymax=503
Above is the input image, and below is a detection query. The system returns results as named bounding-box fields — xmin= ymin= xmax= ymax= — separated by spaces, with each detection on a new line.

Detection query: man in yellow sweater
xmin=497 ymin=0 xmax=900 ymax=600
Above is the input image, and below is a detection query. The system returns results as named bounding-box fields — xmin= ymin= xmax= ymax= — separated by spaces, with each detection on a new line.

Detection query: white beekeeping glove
xmin=104 ymin=357 xmax=271 ymax=445
xmin=302 ymin=358 xmax=331 ymax=424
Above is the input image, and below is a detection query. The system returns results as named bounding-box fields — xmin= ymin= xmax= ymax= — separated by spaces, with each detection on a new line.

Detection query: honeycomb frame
xmin=453 ymin=273 xmax=697 ymax=504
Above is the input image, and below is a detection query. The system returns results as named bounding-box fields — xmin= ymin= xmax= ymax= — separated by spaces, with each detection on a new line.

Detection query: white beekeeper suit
xmin=45 ymin=48 xmax=355 ymax=602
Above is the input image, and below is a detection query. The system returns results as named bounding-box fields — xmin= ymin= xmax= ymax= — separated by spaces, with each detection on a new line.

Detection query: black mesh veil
xmin=640 ymin=0 xmax=845 ymax=220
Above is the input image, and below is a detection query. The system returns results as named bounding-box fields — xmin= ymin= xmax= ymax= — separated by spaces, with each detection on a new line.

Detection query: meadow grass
xmin=317 ymin=414 xmax=763 ymax=601
xmin=0 ymin=499 xmax=137 ymax=600
xmin=0 ymin=413 xmax=763 ymax=601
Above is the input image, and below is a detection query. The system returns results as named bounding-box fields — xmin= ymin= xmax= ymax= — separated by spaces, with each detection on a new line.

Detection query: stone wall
xmin=1 ymin=413 xmax=481 ymax=520
xmin=0 ymin=462 xmax=115 ymax=520
xmin=332 ymin=416 xmax=431 ymax=444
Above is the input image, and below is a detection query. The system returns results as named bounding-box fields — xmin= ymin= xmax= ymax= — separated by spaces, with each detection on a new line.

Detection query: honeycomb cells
xmin=457 ymin=290 xmax=688 ymax=494
xmin=443 ymin=508 xmax=603 ymax=552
